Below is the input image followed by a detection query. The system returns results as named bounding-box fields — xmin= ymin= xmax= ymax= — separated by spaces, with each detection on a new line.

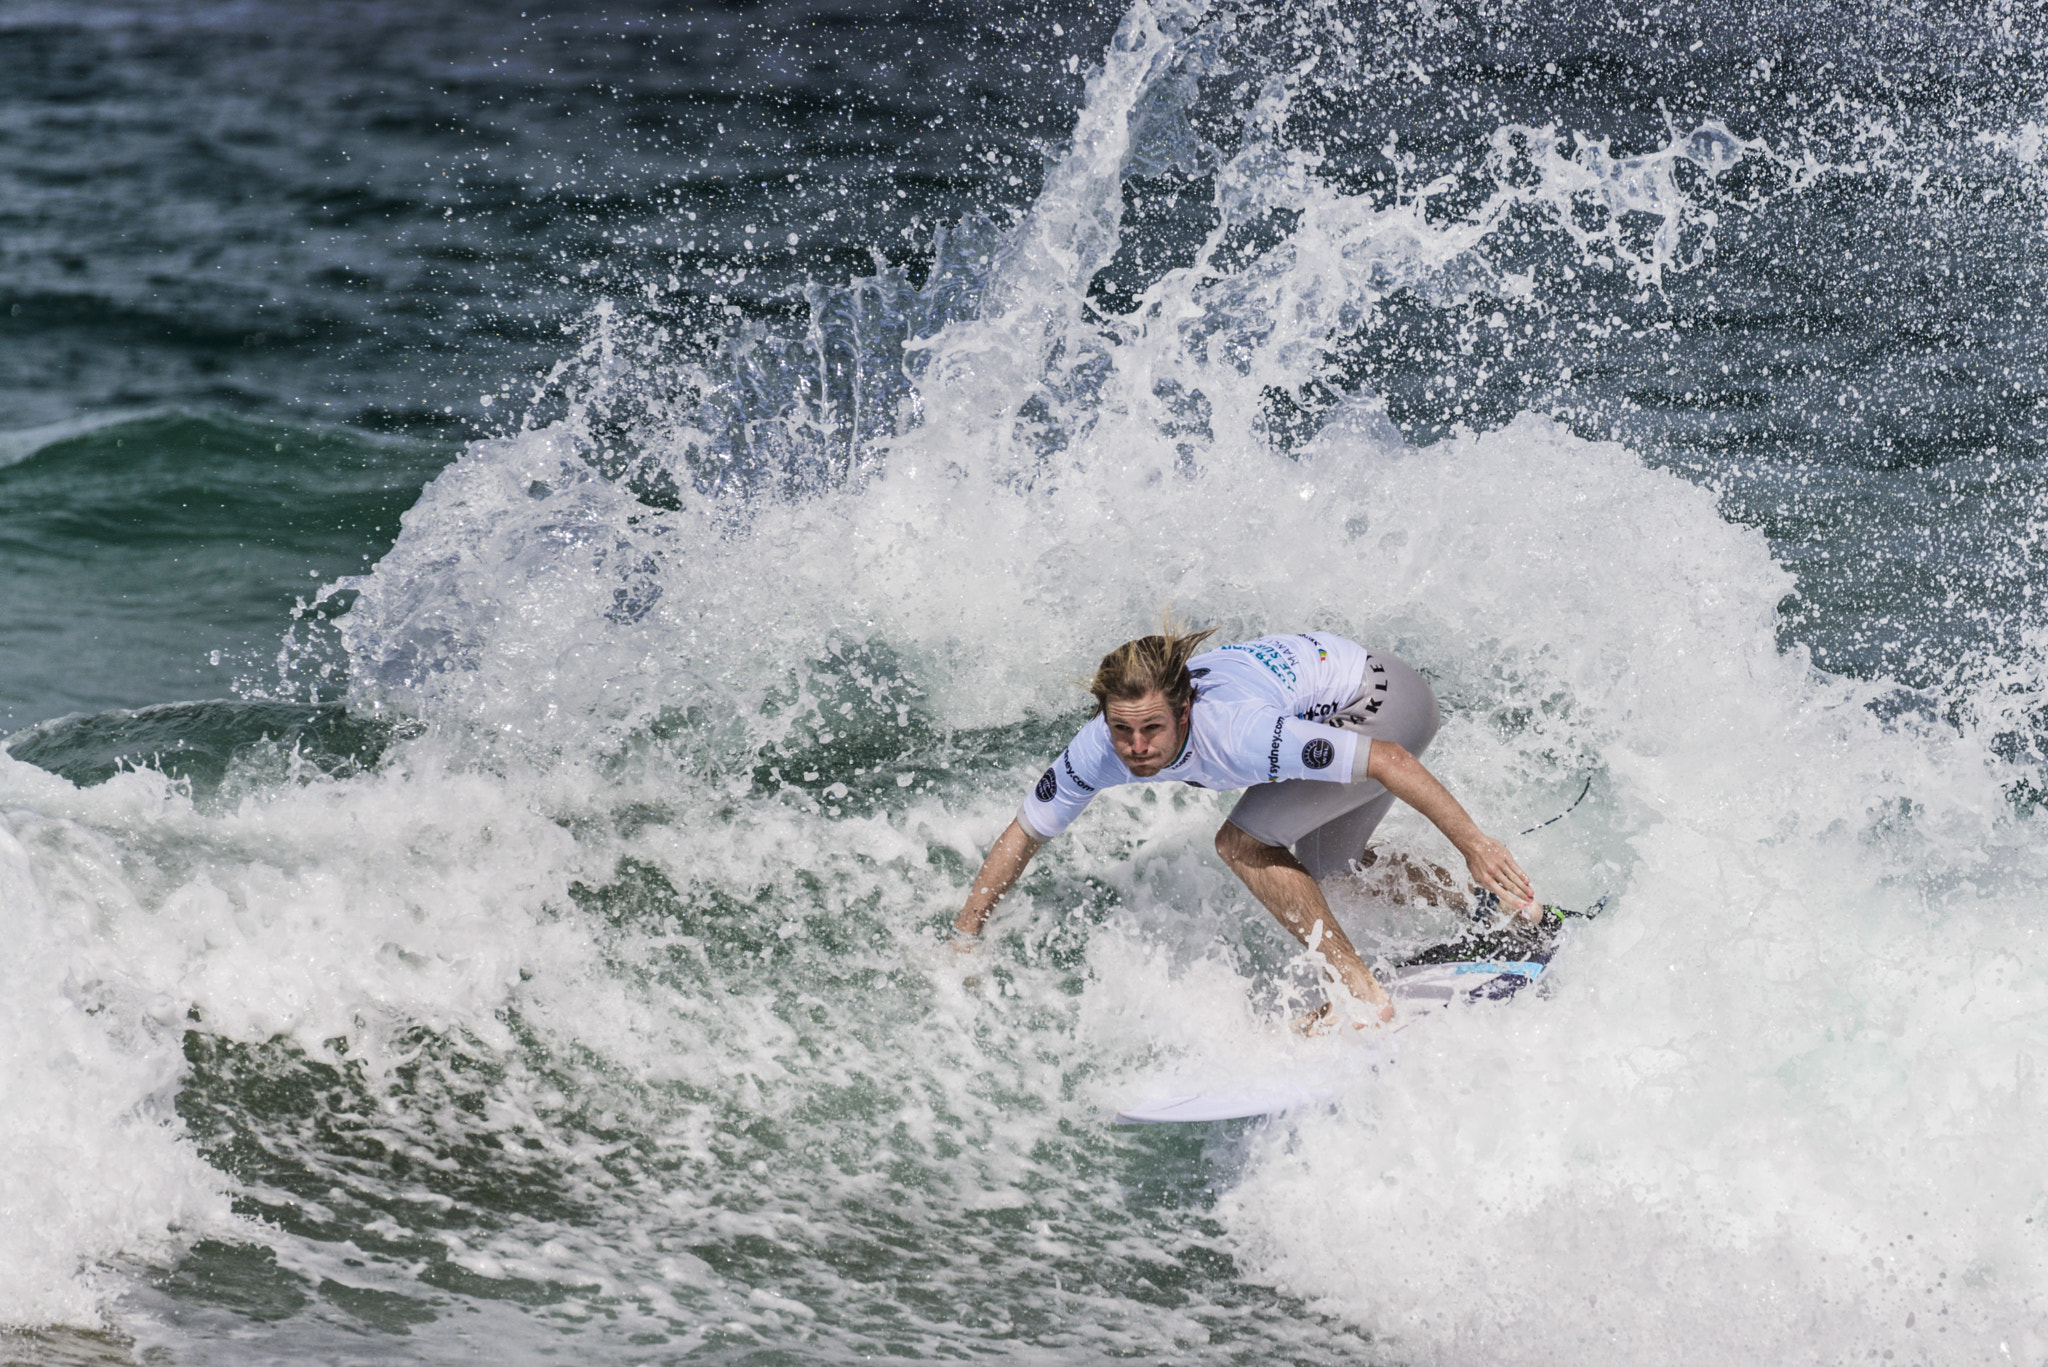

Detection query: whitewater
xmin=3 ymin=0 xmax=2047 ymax=1362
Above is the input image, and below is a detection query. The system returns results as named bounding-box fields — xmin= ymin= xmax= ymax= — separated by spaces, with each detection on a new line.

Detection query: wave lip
xmin=0 ymin=410 xmax=163 ymax=472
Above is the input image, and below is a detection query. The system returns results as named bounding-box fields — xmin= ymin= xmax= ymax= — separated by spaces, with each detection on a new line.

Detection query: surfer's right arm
xmin=951 ymin=818 xmax=1045 ymax=950
xmin=1364 ymin=740 xmax=1538 ymax=918
xmin=953 ymin=732 xmax=1115 ymax=948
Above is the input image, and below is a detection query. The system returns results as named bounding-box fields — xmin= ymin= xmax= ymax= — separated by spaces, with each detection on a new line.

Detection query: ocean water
xmin=3 ymin=0 xmax=2047 ymax=1362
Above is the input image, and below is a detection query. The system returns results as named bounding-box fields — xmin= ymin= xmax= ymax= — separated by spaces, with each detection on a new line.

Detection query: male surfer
xmin=949 ymin=624 xmax=1536 ymax=1027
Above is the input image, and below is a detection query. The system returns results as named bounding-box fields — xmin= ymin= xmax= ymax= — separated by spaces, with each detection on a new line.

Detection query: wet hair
xmin=1085 ymin=614 xmax=1219 ymax=718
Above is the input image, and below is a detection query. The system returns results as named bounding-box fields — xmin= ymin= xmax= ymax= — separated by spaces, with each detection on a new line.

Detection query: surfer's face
xmin=1105 ymin=690 xmax=1189 ymax=777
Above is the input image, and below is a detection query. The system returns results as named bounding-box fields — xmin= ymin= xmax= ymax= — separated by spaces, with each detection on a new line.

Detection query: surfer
xmin=949 ymin=624 xmax=1536 ymax=1027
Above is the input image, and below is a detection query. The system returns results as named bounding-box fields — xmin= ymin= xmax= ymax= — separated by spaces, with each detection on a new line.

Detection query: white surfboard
xmin=1111 ymin=958 xmax=1549 ymax=1125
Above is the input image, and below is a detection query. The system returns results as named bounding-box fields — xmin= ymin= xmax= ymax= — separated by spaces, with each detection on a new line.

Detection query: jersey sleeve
xmin=1226 ymin=706 xmax=1361 ymax=786
xmin=1017 ymin=719 xmax=1119 ymax=841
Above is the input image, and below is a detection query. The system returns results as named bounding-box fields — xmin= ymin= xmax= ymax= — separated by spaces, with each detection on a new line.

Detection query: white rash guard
xmin=1017 ymin=633 xmax=1373 ymax=841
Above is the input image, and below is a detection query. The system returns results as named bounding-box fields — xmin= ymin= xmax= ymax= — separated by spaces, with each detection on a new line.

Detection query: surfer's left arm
xmin=950 ymin=818 xmax=1044 ymax=950
xmin=1364 ymin=741 xmax=1537 ymax=918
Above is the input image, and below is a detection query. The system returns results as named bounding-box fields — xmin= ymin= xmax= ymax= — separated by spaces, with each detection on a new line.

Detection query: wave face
xmin=0 ymin=412 xmax=446 ymax=727
xmin=4 ymin=0 xmax=2048 ymax=1361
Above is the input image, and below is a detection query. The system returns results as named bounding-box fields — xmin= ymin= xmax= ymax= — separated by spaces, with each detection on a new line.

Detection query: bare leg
xmin=1215 ymin=821 xmax=1394 ymax=1026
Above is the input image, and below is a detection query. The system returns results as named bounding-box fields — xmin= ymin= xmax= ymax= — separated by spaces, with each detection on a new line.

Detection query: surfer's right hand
xmin=1460 ymin=833 xmax=1536 ymax=919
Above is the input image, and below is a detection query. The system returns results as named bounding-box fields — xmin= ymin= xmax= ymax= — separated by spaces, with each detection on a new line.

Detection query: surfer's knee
xmin=1215 ymin=821 xmax=1277 ymax=869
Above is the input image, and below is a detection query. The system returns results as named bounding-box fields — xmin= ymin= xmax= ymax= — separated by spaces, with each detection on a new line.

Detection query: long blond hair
xmin=1084 ymin=612 xmax=1218 ymax=717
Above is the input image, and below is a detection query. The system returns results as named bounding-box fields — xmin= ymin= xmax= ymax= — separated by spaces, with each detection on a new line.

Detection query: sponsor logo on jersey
xmin=1301 ymin=737 xmax=1335 ymax=770
xmin=1266 ymin=716 xmax=1286 ymax=781
xmin=1361 ymin=663 xmax=1388 ymax=715
xmin=1035 ymin=769 xmax=1058 ymax=803
xmin=1061 ymin=752 xmax=1096 ymax=793
xmin=1223 ymin=639 xmax=1299 ymax=687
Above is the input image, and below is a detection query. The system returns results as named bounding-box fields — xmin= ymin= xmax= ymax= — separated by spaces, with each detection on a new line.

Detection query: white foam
xmin=0 ymin=763 xmax=238 ymax=1326
xmin=11 ymin=407 xmax=2048 ymax=1357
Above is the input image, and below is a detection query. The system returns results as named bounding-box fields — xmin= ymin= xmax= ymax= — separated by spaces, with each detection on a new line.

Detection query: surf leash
xmin=1517 ymin=774 xmax=1594 ymax=837
xmin=1544 ymin=893 xmax=1610 ymax=922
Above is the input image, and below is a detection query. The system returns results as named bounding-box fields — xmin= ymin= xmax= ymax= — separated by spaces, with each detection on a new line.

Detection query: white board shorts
xmin=1224 ymin=649 xmax=1441 ymax=881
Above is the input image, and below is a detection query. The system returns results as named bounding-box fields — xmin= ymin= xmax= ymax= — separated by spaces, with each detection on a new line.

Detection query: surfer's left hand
xmin=1460 ymin=833 xmax=1536 ymax=920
